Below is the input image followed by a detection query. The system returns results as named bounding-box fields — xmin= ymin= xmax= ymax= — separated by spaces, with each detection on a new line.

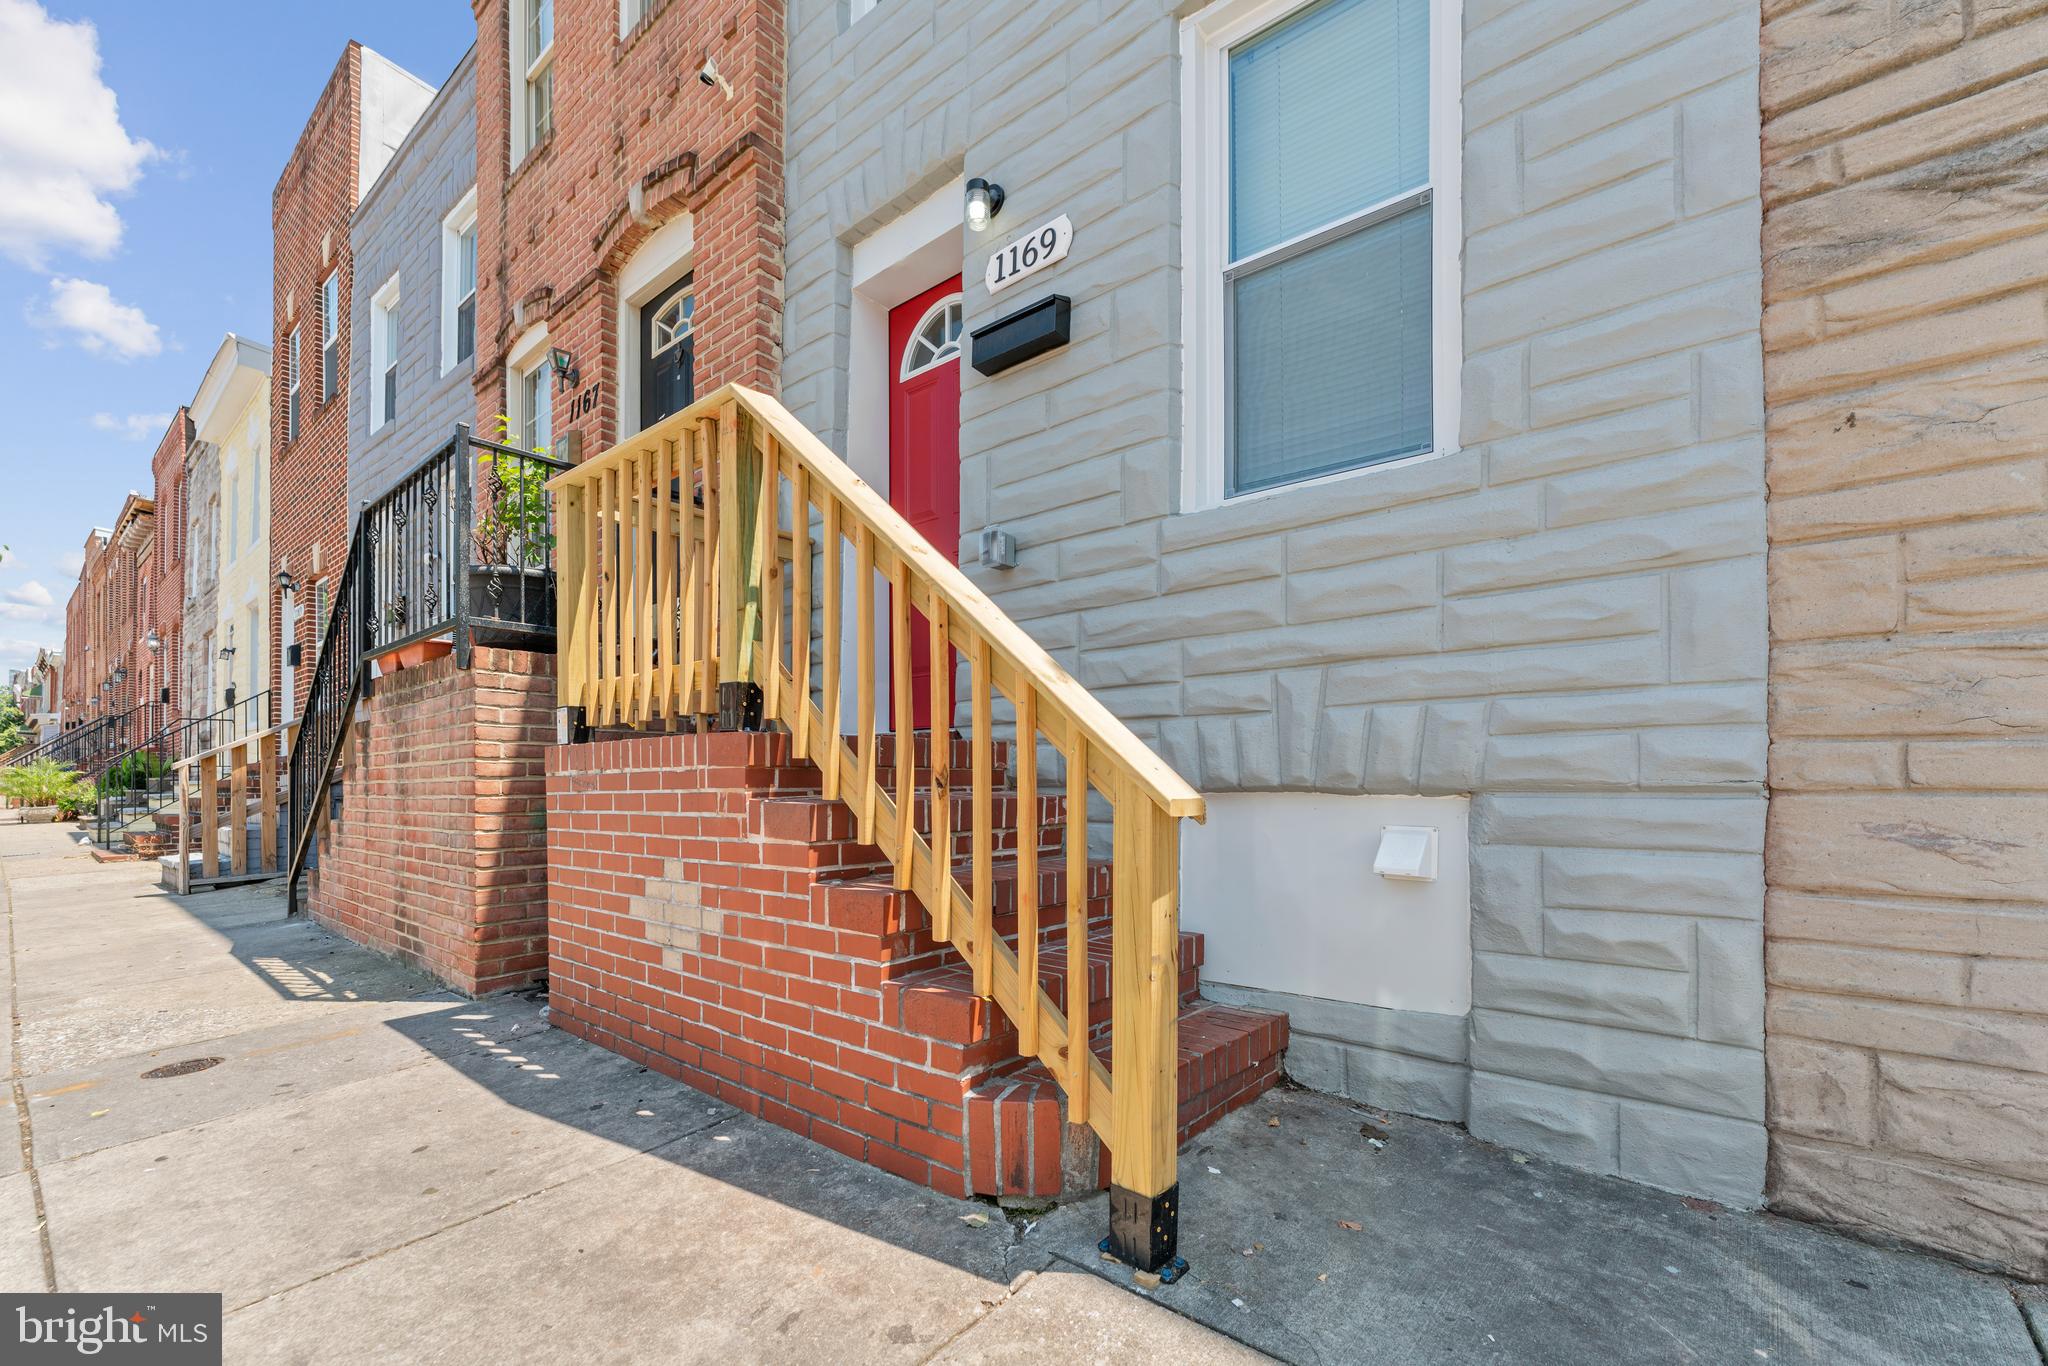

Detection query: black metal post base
xmin=716 ymin=682 xmax=764 ymax=732
xmin=1101 ymin=1182 xmax=1183 ymax=1279
xmin=555 ymin=706 xmax=591 ymax=746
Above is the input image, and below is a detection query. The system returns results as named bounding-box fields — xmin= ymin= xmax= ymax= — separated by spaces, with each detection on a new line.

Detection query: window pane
xmin=383 ymin=365 xmax=397 ymax=425
xmin=457 ymin=298 xmax=475 ymax=364
xmin=1230 ymin=204 xmax=1433 ymax=496
xmin=1229 ymin=0 xmax=1429 ymax=260
xmin=458 ymin=227 xmax=476 ymax=294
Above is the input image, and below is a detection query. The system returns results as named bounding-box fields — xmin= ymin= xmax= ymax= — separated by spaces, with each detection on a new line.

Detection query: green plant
xmin=474 ymin=421 xmax=556 ymax=568
xmin=1 ymin=758 xmax=95 ymax=812
xmin=0 ymin=686 xmax=24 ymax=754
xmin=99 ymin=749 xmax=167 ymax=797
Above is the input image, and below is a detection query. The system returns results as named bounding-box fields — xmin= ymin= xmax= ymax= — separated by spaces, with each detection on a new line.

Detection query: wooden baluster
xmin=791 ymin=465 xmax=812 ymax=757
xmin=762 ymin=444 xmax=783 ymax=729
xmin=928 ymin=597 xmax=952 ymax=941
xmin=750 ymin=427 xmax=776 ymax=697
xmin=701 ymin=416 xmax=721 ymax=701
xmin=595 ymin=468 xmax=612 ymax=724
xmin=581 ymin=475 xmax=600 ymax=716
xmin=228 ymin=740 xmax=249 ymax=875
xmin=821 ymin=496 xmax=841 ymax=799
xmin=1016 ymin=687 xmax=1039 ymax=1054
xmin=971 ymin=635 xmax=993 ymax=998
xmin=1108 ymin=786 xmax=1180 ymax=1268
xmin=559 ymin=482 xmax=587 ymax=717
xmin=625 ymin=452 xmax=643 ymax=724
xmin=855 ymin=524 xmax=876 ymax=844
xmin=606 ymin=463 xmax=624 ymax=725
xmin=891 ymin=561 xmax=913 ymax=890
xmin=655 ymin=441 xmax=675 ymax=723
xmin=258 ymin=731 xmax=279 ymax=873
xmin=199 ymin=752 xmax=219 ymax=880
xmin=716 ymin=402 xmax=746 ymax=694
xmin=1064 ymin=733 xmax=1089 ymax=1125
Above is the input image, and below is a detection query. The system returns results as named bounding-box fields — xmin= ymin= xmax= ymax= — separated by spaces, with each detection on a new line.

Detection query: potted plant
xmin=2 ymin=758 xmax=96 ymax=824
xmin=372 ymin=595 xmax=452 ymax=673
xmin=469 ymin=426 xmax=557 ymax=645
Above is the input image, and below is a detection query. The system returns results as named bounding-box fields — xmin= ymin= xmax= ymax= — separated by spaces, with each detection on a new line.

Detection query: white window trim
xmin=616 ymin=213 xmax=694 ymax=439
xmin=1178 ymin=0 xmax=1462 ymax=514
xmin=850 ymin=0 xmax=879 ymax=21
xmin=286 ymin=328 xmax=303 ymax=442
xmin=441 ymin=187 xmax=478 ymax=374
xmin=900 ymin=294 xmax=964 ymax=380
xmin=620 ymin=0 xmax=650 ymax=37
xmin=369 ymin=272 xmax=401 ymax=433
xmin=506 ymin=322 xmax=552 ymax=453
xmin=514 ymin=0 xmax=555 ymax=162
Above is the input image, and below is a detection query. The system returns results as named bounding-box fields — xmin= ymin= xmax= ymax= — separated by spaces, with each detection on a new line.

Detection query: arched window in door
xmin=899 ymin=294 xmax=963 ymax=378
xmin=639 ymin=274 xmax=696 ymax=430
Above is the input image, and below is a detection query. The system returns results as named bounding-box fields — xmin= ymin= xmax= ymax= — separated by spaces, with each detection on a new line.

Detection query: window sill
xmin=1180 ymin=442 xmax=1463 ymax=522
xmin=615 ymin=0 xmax=672 ymax=59
xmin=508 ymin=129 xmax=555 ymax=190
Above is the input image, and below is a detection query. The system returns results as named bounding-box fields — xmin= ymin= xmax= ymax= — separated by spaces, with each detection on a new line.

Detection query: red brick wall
xmin=471 ymin=0 xmax=785 ymax=458
xmin=546 ymin=731 xmax=979 ymax=1197
xmin=271 ymin=44 xmax=364 ymax=720
xmin=309 ymin=647 xmax=555 ymax=995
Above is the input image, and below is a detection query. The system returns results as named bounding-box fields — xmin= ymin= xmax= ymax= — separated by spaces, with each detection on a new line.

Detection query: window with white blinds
xmin=1182 ymin=0 xmax=1457 ymax=508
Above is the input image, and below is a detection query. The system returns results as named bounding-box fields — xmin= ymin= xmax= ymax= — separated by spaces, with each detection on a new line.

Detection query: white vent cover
xmin=1373 ymin=825 xmax=1439 ymax=882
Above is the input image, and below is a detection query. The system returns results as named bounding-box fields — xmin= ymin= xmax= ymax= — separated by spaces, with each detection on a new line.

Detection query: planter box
xmin=469 ymin=565 xmax=554 ymax=646
xmin=17 ymin=806 xmax=57 ymax=824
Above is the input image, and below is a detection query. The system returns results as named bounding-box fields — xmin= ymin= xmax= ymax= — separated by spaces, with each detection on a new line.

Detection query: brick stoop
xmin=545 ymin=727 xmax=1288 ymax=1204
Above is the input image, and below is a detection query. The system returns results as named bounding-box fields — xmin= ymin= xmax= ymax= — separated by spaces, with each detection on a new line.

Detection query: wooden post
xmin=1016 ymin=687 xmax=1039 ymax=1054
xmin=175 ymin=762 xmax=193 ymax=895
xmin=198 ymin=753 xmax=219 ymax=881
xmin=1106 ymin=788 xmax=1182 ymax=1275
xmin=559 ymin=482 xmax=588 ymax=716
xmin=258 ymin=732 xmax=279 ymax=872
xmin=970 ymin=635 xmax=993 ymax=998
xmin=228 ymin=741 xmax=249 ymax=875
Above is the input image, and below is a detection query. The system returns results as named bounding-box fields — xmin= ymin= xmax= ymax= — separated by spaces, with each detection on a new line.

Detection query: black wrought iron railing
xmin=285 ymin=426 xmax=569 ymax=911
xmin=93 ymin=691 xmax=271 ymax=851
xmin=5 ymin=703 xmax=145 ymax=785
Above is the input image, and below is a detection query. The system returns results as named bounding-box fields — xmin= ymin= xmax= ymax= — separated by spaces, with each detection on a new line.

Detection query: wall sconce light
xmin=276 ymin=570 xmax=299 ymax=593
xmin=548 ymin=347 xmax=579 ymax=389
xmin=112 ymin=665 xmax=127 ymax=684
xmin=218 ymin=627 xmax=236 ymax=664
xmin=965 ymin=177 xmax=1005 ymax=233
xmin=144 ymin=629 xmax=162 ymax=654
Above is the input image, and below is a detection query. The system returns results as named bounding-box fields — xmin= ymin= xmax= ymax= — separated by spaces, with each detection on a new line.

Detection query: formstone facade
xmin=1760 ymin=0 xmax=2048 ymax=1278
xmin=349 ymin=47 xmax=479 ymax=505
xmin=784 ymin=0 xmax=1770 ymax=1201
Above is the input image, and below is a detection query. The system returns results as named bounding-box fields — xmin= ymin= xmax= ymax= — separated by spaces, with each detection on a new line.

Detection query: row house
xmin=140 ymin=409 xmax=192 ymax=731
xmin=186 ymin=333 xmax=275 ymax=719
xmin=267 ymin=0 xmax=2047 ymax=1281
xmin=16 ymin=650 xmax=62 ymax=745
xmin=269 ymin=43 xmax=437 ymax=723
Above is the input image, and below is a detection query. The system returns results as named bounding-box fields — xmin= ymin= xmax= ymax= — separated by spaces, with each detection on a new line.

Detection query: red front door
xmin=889 ymin=278 xmax=963 ymax=728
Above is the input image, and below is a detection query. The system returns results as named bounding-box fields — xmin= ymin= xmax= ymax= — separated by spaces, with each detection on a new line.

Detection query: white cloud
xmin=0 ymin=602 xmax=50 ymax=622
xmin=33 ymin=276 xmax=160 ymax=358
xmin=0 ymin=0 xmax=155 ymax=267
xmin=56 ymin=549 xmax=85 ymax=578
xmin=89 ymin=411 xmax=171 ymax=442
xmin=6 ymin=581 xmax=54 ymax=608
xmin=0 ymin=635 xmax=59 ymax=676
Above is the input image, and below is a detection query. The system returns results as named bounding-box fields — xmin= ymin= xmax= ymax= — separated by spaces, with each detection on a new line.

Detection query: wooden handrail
xmin=548 ymin=382 xmax=1202 ymax=1271
xmin=170 ymin=719 xmax=295 ymax=893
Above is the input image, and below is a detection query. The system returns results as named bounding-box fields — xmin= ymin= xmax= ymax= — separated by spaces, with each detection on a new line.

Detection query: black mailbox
xmin=970 ymin=295 xmax=1071 ymax=377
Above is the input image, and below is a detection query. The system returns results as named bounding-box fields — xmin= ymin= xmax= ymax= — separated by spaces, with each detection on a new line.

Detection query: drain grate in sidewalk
xmin=142 ymin=1057 xmax=223 ymax=1079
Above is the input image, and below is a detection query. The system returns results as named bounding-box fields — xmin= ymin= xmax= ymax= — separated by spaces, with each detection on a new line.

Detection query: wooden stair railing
xmin=548 ymin=383 xmax=1205 ymax=1273
xmin=168 ymin=718 xmax=295 ymax=893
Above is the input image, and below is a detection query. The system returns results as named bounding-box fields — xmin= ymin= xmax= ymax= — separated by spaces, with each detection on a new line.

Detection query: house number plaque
xmin=984 ymin=214 xmax=1073 ymax=296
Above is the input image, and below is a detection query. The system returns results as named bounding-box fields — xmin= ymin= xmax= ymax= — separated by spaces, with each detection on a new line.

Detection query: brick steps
xmin=547 ymin=726 xmax=1290 ymax=1208
xmin=966 ymin=1002 xmax=1289 ymax=1201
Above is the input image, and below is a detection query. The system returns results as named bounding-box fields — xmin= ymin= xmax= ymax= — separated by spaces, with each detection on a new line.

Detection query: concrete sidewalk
xmin=0 ymin=821 xmax=1252 ymax=1363
xmin=1 ymin=819 xmax=2040 ymax=1364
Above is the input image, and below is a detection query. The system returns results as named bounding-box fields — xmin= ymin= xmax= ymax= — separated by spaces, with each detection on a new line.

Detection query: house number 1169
xmin=984 ymin=214 xmax=1074 ymax=296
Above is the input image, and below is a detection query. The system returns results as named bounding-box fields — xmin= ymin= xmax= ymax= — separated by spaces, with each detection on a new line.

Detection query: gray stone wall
xmin=783 ymin=0 xmax=1767 ymax=1203
xmin=349 ymin=47 xmax=477 ymax=506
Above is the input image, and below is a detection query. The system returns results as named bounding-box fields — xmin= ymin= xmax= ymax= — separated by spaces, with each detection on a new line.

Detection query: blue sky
xmin=0 ymin=0 xmax=475 ymax=676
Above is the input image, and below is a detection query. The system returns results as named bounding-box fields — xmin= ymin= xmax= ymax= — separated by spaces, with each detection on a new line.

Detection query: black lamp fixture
xmin=275 ymin=570 xmax=299 ymax=594
xmin=965 ymin=177 xmax=1005 ymax=233
xmin=111 ymin=664 xmax=127 ymax=685
xmin=548 ymin=346 xmax=579 ymax=389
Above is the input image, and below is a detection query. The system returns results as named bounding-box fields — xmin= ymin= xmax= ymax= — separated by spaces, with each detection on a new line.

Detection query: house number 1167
xmin=984 ymin=214 xmax=1074 ymax=296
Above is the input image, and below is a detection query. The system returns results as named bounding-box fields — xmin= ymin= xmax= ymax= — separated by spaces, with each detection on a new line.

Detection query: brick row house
xmin=39 ymin=0 xmax=2033 ymax=1281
